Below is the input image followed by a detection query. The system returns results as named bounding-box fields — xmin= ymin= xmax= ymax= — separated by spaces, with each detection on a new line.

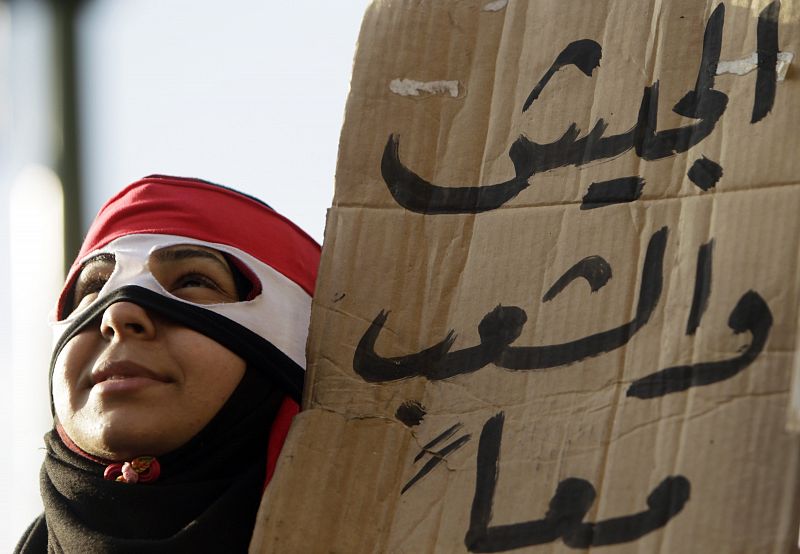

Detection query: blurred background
xmin=0 ymin=0 xmax=368 ymax=547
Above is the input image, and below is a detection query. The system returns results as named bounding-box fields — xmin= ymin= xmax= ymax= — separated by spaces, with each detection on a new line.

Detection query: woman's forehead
xmin=78 ymin=244 xmax=230 ymax=272
xmin=71 ymin=176 xmax=319 ymax=297
xmin=83 ymin=234 xmax=239 ymax=262
xmin=150 ymin=244 xmax=230 ymax=265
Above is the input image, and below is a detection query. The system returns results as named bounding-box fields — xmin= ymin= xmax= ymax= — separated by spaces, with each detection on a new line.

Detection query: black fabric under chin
xmin=18 ymin=368 xmax=283 ymax=553
xmin=49 ymin=285 xmax=304 ymax=406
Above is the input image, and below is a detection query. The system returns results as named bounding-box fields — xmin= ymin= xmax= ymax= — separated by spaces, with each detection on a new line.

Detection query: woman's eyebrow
xmin=79 ymin=253 xmax=115 ymax=272
xmin=152 ymin=248 xmax=230 ymax=271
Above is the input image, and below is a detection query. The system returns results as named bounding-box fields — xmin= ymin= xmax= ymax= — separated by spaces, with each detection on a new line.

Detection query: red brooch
xmin=104 ymin=456 xmax=161 ymax=484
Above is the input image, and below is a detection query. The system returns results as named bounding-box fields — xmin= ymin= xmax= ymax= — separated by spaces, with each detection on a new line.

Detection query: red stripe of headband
xmin=71 ymin=176 xmax=320 ymax=296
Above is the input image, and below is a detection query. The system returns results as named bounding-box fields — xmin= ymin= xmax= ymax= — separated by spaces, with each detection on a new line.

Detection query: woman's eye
xmin=168 ymin=272 xmax=236 ymax=304
xmin=173 ymin=273 xmax=219 ymax=291
xmin=149 ymin=246 xmax=239 ymax=304
xmin=71 ymin=276 xmax=109 ymax=312
xmin=82 ymin=278 xmax=107 ymax=295
xmin=66 ymin=254 xmax=116 ymax=315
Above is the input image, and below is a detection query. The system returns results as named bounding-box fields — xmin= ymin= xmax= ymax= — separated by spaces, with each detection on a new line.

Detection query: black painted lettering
xmin=752 ymin=1 xmax=780 ymax=123
xmin=523 ymin=39 xmax=602 ymax=112
xmin=687 ymin=156 xmax=723 ymax=191
xmin=685 ymin=240 xmax=714 ymax=335
xmin=628 ymin=290 xmax=772 ymax=398
xmin=465 ymin=412 xmax=690 ymax=552
xmin=580 ymin=177 xmax=645 ymax=210
xmin=353 ymin=228 xmax=667 ymax=381
xmin=542 ymin=255 xmax=612 ymax=302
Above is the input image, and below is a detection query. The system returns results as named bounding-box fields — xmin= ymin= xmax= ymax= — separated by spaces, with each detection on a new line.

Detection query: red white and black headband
xmin=50 ymin=175 xmax=321 ymax=403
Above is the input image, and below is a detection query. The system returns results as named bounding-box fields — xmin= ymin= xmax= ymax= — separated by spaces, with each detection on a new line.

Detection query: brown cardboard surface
xmin=251 ymin=1 xmax=800 ymax=552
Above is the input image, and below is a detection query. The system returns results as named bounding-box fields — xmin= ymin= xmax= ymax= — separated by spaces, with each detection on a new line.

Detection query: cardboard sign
xmin=251 ymin=1 xmax=800 ymax=552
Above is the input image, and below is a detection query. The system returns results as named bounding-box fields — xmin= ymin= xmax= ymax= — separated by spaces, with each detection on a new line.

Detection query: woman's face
xmin=52 ymin=245 xmax=247 ymax=461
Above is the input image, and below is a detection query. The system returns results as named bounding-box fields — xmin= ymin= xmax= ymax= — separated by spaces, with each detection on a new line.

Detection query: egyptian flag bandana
xmin=17 ymin=176 xmax=320 ymax=553
xmin=51 ymin=174 xmax=320 ymax=403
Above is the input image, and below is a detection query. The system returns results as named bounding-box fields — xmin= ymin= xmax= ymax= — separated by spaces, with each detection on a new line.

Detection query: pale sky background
xmin=0 ymin=0 xmax=370 ymax=548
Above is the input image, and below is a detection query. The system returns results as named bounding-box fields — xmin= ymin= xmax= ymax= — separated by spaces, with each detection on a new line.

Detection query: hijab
xmin=16 ymin=175 xmax=320 ymax=553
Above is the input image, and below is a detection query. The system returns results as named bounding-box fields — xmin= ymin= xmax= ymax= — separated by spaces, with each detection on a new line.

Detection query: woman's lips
xmin=91 ymin=360 xmax=171 ymax=393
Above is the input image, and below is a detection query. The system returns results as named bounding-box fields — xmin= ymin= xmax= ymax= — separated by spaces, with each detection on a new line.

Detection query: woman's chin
xmin=69 ymin=412 xmax=183 ymax=461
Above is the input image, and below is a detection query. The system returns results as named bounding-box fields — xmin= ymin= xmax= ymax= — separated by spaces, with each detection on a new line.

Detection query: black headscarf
xmin=16 ymin=365 xmax=283 ymax=553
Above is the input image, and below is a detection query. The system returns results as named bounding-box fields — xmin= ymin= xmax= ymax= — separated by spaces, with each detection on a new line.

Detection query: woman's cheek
xmin=52 ymin=334 xmax=98 ymax=419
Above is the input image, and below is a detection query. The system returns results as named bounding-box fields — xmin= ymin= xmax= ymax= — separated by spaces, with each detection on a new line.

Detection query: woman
xmin=15 ymin=175 xmax=320 ymax=552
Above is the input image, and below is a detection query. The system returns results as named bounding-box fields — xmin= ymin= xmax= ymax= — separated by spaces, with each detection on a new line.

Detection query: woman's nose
xmin=100 ymin=301 xmax=156 ymax=341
